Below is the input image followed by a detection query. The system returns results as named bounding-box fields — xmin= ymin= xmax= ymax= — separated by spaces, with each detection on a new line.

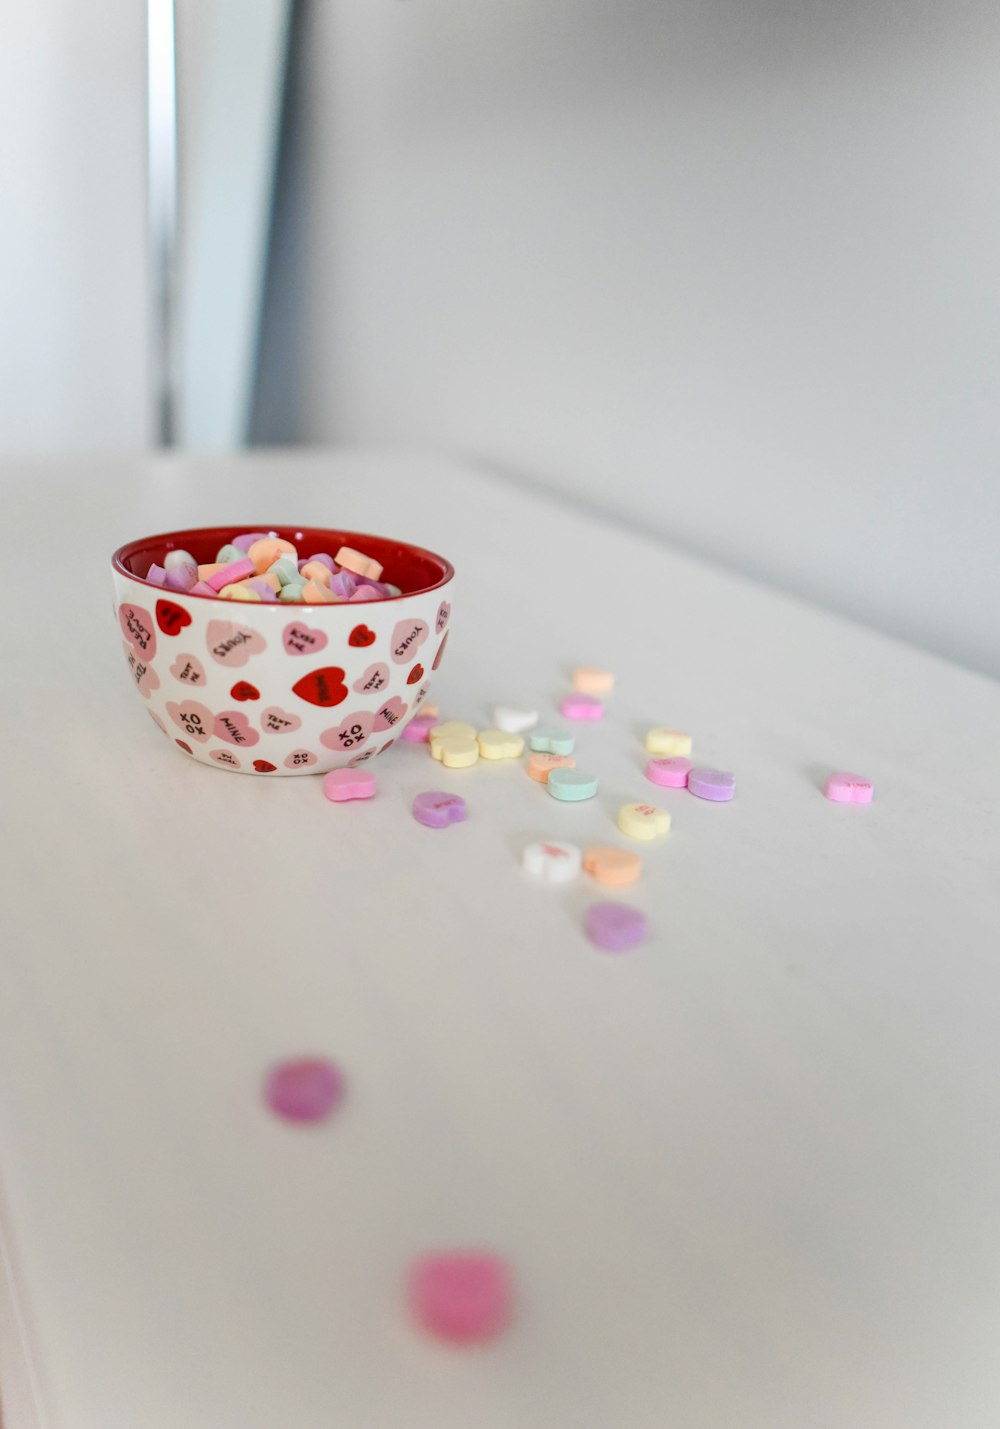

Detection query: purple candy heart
xmin=687 ymin=768 xmax=736 ymax=802
xmin=412 ymin=791 xmax=468 ymax=829
xmin=584 ymin=902 xmax=648 ymax=952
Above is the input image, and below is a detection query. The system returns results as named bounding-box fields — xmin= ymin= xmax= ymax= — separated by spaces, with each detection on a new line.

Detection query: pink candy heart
xmin=323 ymin=768 xmax=377 ymax=802
xmin=407 ymin=1252 xmax=512 ymax=1342
xmin=206 ymin=620 xmax=267 ymax=667
xmin=560 ymin=693 xmax=604 ymax=721
xmin=213 ymin=710 xmax=261 ymax=747
xmin=435 ymin=600 xmax=451 ymax=634
xmin=282 ymin=621 xmax=328 ymax=657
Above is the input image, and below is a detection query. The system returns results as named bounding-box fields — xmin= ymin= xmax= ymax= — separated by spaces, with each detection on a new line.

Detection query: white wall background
xmin=278 ymin=0 xmax=1000 ymax=679
xmin=0 ymin=2 xmax=148 ymax=453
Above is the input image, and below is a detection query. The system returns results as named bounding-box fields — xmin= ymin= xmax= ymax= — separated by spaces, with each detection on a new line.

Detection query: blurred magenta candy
xmin=264 ymin=1057 xmax=345 ymax=1123
xmin=408 ymin=1251 xmax=513 ymax=1344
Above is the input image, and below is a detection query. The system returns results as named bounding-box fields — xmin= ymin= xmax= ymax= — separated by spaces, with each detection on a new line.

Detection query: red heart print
xmin=406 ymin=663 xmax=424 ymax=685
xmin=349 ymin=624 xmax=376 ymax=648
xmin=156 ymin=599 xmax=192 ymax=636
xmin=253 ymin=760 xmax=278 ymax=773
xmin=175 ymin=740 xmax=193 ymax=754
xmin=432 ymin=632 xmax=449 ymax=671
xmin=291 ymin=666 xmax=348 ymax=707
xmin=230 ymin=681 xmax=260 ymax=702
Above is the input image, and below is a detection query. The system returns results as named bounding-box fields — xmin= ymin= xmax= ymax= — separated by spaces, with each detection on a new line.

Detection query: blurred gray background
xmin=1 ymin=0 xmax=997 ymax=677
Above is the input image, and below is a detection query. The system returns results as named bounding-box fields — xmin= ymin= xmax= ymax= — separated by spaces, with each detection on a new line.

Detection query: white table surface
xmin=2 ymin=449 xmax=999 ymax=1429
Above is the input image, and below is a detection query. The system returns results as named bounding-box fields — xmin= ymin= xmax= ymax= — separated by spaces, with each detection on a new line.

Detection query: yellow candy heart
xmin=430 ymin=735 xmax=480 ymax=768
xmin=616 ymin=802 xmax=671 ymax=840
xmin=477 ymin=729 xmax=525 ymax=760
xmin=644 ymin=728 xmax=692 ymax=757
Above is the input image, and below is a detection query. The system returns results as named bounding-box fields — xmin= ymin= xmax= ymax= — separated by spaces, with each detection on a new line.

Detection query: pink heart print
xmin=260 ymin=705 xmax=302 ymax=735
xmin=319 ymin=710 xmax=375 ymax=752
xmin=122 ymin=643 xmax=160 ymax=699
xmin=206 ymin=620 xmax=267 ymax=667
xmin=435 ymin=601 xmax=451 ymax=635
xmin=390 ymin=618 xmax=428 ymax=665
xmin=166 ymin=700 xmax=214 ymax=743
xmin=213 ymin=710 xmax=261 ymax=747
xmin=210 ymin=748 xmax=242 ymax=769
xmin=119 ymin=603 xmax=157 ymax=662
xmin=284 ymin=748 xmax=318 ymax=769
xmin=373 ymin=695 xmax=407 ymax=731
xmin=282 ymin=621 xmax=329 ymax=657
xmin=352 ymin=662 xmax=391 ymax=694
xmin=170 ymin=653 xmax=206 ymax=685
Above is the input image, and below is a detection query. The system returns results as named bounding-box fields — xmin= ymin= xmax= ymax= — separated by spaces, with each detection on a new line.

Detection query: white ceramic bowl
xmin=112 ymin=525 xmax=454 ymax=774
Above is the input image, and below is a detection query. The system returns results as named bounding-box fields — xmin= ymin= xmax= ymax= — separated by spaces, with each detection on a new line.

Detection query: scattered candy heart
xmin=645 ymin=728 xmax=692 ymax=757
xmin=824 ymin=772 xmax=872 ymax=804
xmin=493 ymin=705 xmax=537 ymax=734
xmin=616 ymin=803 xmax=671 ymax=840
xmin=529 ymin=727 xmax=575 ymax=755
xmin=547 ymin=768 xmax=598 ymax=802
xmin=264 ymin=1057 xmax=345 ymax=1123
xmin=402 ymin=715 xmax=437 ymax=744
xmin=477 ymin=729 xmax=525 ymax=760
xmin=584 ymin=902 xmax=648 ymax=952
xmin=408 ymin=1251 xmax=512 ymax=1344
xmin=583 ymin=847 xmax=642 ymax=887
xmin=324 ymin=768 xmax=377 ymax=802
xmin=560 ymin=694 xmax=603 ymax=721
xmin=646 ymin=757 xmax=692 ymax=788
xmin=522 ymin=841 xmax=581 ymax=883
xmin=688 ymin=768 xmax=736 ymax=802
xmin=526 ymin=752 xmax=575 ymax=783
xmin=571 ymin=666 xmax=614 ymax=695
xmin=412 ymin=791 xmax=468 ymax=828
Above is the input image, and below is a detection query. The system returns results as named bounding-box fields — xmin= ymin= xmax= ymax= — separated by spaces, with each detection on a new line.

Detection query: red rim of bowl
xmin=112 ymin=525 xmax=455 ymax=603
